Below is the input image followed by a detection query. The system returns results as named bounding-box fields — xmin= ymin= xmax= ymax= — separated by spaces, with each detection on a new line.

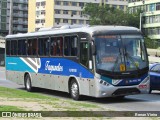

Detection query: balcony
xmin=13 ymin=20 xmax=28 ymax=25
xmin=13 ymin=0 xmax=28 ymax=4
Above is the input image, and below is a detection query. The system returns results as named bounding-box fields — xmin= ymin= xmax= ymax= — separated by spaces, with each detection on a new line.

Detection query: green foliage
xmin=145 ymin=37 xmax=159 ymax=49
xmin=83 ymin=3 xmax=141 ymax=28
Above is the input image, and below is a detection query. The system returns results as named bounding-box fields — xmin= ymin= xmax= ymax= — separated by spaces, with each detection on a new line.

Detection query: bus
xmin=5 ymin=25 xmax=150 ymax=100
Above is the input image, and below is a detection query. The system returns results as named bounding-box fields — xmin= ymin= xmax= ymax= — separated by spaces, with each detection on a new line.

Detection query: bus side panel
xmin=30 ymin=73 xmax=70 ymax=93
xmin=6 ymin=71 xmax=24 ymax=85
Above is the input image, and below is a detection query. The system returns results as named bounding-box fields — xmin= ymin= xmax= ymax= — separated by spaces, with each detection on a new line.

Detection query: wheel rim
xmin=71 ymin=82 xmax=78 ymax=97
xmin=26 ymin=78 xmax=30 ymax=90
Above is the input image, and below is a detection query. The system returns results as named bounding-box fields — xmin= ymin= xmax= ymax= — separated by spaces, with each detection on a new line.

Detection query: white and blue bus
xmin=5 ymin=25 xmax=150 ymax=100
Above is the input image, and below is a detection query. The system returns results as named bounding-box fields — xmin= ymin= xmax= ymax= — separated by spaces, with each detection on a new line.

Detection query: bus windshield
xmin=95 ymin=35 xmax=148 ymax=72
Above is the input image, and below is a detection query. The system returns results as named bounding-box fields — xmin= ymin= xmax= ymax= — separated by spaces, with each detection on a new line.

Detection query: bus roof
xmin=6 ymin=25 xmax=140 ymax=39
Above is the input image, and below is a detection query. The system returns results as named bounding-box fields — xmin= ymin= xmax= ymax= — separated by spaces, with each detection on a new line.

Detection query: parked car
xmin=149 ymin=63 xmax=160 ymax=93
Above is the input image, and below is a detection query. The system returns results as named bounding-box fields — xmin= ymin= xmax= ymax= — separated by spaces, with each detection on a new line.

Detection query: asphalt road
xmin=1 ymin=67 xmax=160 ymax=111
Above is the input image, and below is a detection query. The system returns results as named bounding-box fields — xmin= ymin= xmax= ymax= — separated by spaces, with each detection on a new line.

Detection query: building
xmin=28 ymin=0 xmax=128 ymax=32
xmin=0 ymin=0 xmax=28 ymax=35
xmin=128 ymin=0 xmax=160 ymax=41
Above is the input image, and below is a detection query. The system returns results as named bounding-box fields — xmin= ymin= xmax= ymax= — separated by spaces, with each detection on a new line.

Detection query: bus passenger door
xmin=80 ymin=42 xmax=89 ymax=68
xmin=79 ymin=41 xmax=90 ymax=95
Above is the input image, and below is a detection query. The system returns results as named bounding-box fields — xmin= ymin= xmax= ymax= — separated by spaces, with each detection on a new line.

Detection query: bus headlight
xmin=99 ymin=80 xmax=110 ymax=86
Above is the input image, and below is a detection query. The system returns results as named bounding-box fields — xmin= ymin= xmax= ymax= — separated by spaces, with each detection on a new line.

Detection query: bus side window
xmin=64 ymin=36 xmax=70 ymax=56
xmin=38 ymin=37 xmax=50 ymax=56
xmin=71 ymin=36 xmax=78 ymax=56
xmin=28 ymin=39 xmax=38 ymax=56
xmin=64 ymin=36 xmax=78 ymax=56
xmin=11 ymin=40 xmax=17 ymax=55
xmin=18 ymin=40 xmax=27 ymax=55
xmin=6 ymin=40 xmax=11 ymax=55
xmin=50 ymin=37 xmax=63 ymax=56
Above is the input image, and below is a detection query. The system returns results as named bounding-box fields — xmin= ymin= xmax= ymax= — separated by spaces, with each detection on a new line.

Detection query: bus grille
xmin=112 ymin=88 xmax=140 ymax=96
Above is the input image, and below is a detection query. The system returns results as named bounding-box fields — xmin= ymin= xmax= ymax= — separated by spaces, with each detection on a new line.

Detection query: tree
xmin=83 ymin=3 xmax=141 ymax=28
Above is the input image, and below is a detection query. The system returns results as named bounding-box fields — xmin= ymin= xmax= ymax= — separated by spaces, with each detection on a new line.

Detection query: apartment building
xmin=28 ymin=0 xmax=128 ymax=32
xmin=128 ymin=0 xmax=160 ymax=41
xmin=0 ymin=0 xmax=28 ymax=35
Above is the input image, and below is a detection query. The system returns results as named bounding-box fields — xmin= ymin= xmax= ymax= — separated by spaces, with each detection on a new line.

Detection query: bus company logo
xmin=45 ymin=61 xmax=63 ymax=73
xmin=112 ymin=79 xmax=122 ymax=85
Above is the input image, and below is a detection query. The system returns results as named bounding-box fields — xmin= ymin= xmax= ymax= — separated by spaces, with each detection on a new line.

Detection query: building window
xmin=72 ymin=11 xmax=77 ymax=15
xmin=86 ymin=20 xmax=90 ymax=24
xmin=72 ymin=2 xmax=77 ymax=6
xmin=63 ymin=10 xmax=68 ymax=14
xmin=156 ymin=3 xmax=160 ymax=11
xmin=79 ymin=20 xmax=84 ymax=24
xmin=120 ymin=5 xmax=124 ymax=10
xmin=35 ymin=28 xmax=40 ymax=31
xmin=41 ymin=10 xmax=45 ymax=15
xmin=41 ymin=1 xmax=46 ymax=6
xmin=13 ymin=3 xmax=18 ymax=6
xmin=35 ymin=19 xmax=40 ymax=24
xmin=71 ymin=19 xmax=76 ymax=24
xmin=36 ymin=2 xmax=40 ymax=7
xmin=55 ymin=1 xmax=61 ymax=5
xmin=55 ymin=18 xmax=60 ymax=24
xmin=55 ymin=9 xmax=61 ymax=14
xmin=113 ymin=5 xmax=117 ymax=9
xmin=63 ymin=19 xmax=68 ymax=23
xmin=63 ymin=1 xmax=69 ymax=6
xmin=36 ymin=11 xmax=40 ymax=16
xmin=41 ymin=19 xmax=45 ymax=24
xmin=149 ymin=4 xmax=155 ymax=12
xmin=79 ymin=2 xmax=84 ymax=7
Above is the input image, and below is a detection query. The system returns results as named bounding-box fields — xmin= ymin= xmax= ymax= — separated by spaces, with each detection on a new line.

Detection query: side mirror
xmin=89 ymin=60 xmax=93 ymax=70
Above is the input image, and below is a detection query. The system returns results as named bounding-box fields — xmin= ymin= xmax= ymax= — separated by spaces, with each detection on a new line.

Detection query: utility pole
xmin=9 ymin=0 xmax=13 ymax=35
xmin=139 ymin=12 xmax=142 ymax=31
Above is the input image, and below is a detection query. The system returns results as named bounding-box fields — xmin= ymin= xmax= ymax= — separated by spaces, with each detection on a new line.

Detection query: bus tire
xmin=24 ymin=74 xmax=33 ymax=92
xmin=69 ymin=79 xmax=81 ymax=100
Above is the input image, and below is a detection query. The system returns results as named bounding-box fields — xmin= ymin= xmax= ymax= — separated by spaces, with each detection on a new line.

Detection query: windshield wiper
xmin=112 ymin=48 xmax=122 ymax=72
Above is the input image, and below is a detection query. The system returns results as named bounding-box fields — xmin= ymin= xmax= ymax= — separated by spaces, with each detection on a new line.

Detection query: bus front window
xmin=95 ymin=35 xmax=148 ymax=73
xmin=95 ymin=36 xmax=121 ymax=72
xmin=121 ymin=35 xmax=148 ymax=71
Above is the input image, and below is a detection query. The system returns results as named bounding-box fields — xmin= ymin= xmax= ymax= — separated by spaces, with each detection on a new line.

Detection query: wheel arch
xmin=24 ymin=72 xmax=32 ymax=84
xmin=68 ymin=76 xmax=81 ymax=94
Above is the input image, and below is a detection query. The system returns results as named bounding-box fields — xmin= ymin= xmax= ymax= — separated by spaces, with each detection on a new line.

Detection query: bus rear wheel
xmin=69 ymin=79 xmax=81 ymax=100
xmin=24 ymin=74 xmax=33 ymax=92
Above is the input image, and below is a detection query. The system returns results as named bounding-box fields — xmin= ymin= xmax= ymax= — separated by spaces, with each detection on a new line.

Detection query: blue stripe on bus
xmin=6 ymin=57 xmax=94 ymax=79
xmin=101 ymin=73 xmax=148 ymax=86
xmin=6 ymin=57 xmax=35 ymax=73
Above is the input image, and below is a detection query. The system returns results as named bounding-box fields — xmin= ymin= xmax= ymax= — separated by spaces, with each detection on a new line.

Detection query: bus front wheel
xmin=24 ymin=74 xmax=33 ymax=92
xmin=69 ymin=79 xmax=81 ymax=100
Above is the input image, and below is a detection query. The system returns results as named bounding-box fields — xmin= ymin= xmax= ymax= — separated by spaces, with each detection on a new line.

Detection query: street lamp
xmin=139 ymin=12 xmax=142 ymax=31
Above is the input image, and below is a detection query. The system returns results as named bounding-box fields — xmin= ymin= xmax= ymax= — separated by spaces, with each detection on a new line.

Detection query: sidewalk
xmin=0 ymin=66 xmax=5 ymax=71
